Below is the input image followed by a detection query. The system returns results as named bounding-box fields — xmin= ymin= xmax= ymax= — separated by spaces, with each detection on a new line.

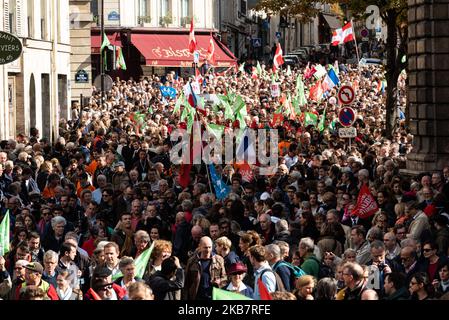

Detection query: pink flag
xmin=189 ymin=17 xmax=197 ymax=53
xmin=273 ymin=43 xmax=284 ymax=72
xmin=207 ymin=36 xmax=216 ymax=65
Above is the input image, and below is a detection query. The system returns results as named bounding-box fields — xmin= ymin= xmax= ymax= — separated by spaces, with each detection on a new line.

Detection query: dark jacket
xmin=223 ymin=251 xmax=240 ymax=273
xmin=148 ymin=269 xmax=185 ymax=300
xmin=343 ymin=281 xmax=368 ymax=300
xmin=173 ymin=221 xmax=192 ymax=265
xmin=272 ymin=260 xmax=293 ymax=292
xmin=385 ymin=287 xmax=410 ymax=300
xmin=183 ymin=253 xmax=227 ymax=300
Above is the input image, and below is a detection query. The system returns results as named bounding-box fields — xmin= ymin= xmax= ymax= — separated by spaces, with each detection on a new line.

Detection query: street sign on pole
xmin=338 ymin=127 xmax=357 ymax=138
xmin=275 ymin=32 xmax=281 ymax=39
xmin=251 ymin=38 xmax=262 ymax=48
xmin=338 ymin=107 xmax=356 ymax=127
xmin=193 ymin=51 xmax=200 ymax=64
xmin=338 ymin=85 xmax=355 ymax=105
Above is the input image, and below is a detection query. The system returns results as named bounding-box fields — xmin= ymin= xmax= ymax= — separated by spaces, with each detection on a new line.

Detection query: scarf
xmin=57 ymin=287 xmax=73 ymax=300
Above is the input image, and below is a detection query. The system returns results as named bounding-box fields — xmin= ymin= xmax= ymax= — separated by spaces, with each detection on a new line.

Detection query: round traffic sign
xmin=360 ymin=29 xmax=369 ymax=38
xmin=338 ymin=85 xmax=355 ymax=105
xmin=338 ymin=107 xmax=355 ymax=127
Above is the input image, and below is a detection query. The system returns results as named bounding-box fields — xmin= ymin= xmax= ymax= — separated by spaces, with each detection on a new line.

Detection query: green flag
xmin=0 ymin=210 xmax=10 ymax=256
xmin=148 ymin=105 xmax=153 ymax=114
xmin=115 ymin=47 xmax=127 ymax=70
xmin=286 ymin=65 xmax=292 ymax=76
xmin=206 ymin=123 xmax=225 ymax=140
xmin=173 ymin=92 xmax=184 ymax=114
xmin=222 ymin=100 xmax=234 ymax=121
xmin=256 ymin=61 xmax=262 ymax=76
xmin=296 ymin=75 xmax=307 ymax=107
xmin=238 ymin=62 xmax=245 ymax=73
xmin=212 ymin=287 xmax=253 ymax=300
xmin=112 ymin=241 xmax=154 ymax=281
xmin=329 ymin=119 xmax=337 ymax=132
xmin=134 ymin=112 xmax=145 ymax=125
xmin=186 ymin=105 xmax=195 ymax=133
xmin=100 ymin=33 xmax=111 ymax=52
xmin=292 ymin=96 xmax=301 ymax=115
xmin=318 ymin=107 xmax=327 ymax=132
xmin=234 ymin=97 xmax=247 ymax=130
xmin=304 ymin=112 xmax=318 ymax=126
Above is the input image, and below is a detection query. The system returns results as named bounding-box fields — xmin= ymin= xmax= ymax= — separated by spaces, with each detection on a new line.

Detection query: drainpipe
xmin=51 ymin=0 xmax=58 ymax=142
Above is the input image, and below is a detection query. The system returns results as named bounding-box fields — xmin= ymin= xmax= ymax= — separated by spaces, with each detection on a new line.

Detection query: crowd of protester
xmin=0 ymin=57 xmax=448 ymax=301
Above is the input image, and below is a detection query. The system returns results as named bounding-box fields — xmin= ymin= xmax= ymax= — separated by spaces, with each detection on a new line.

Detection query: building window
xmin=159 ymin=0 xmax=172 ymax=27
xmin=27 ymin=0 xmax=33 ymax=38
xmin=8 ymin=0 xmax=16 ymax=34
xmin=41 ymin=0 xmax=47 ymax=40
xmin=240 ymin=0 xmax=247 ymax=16
xmin=180 ymin=0 xmax=192 ymax=26
xmin=160 ymin=0 xmax=169 ymax=17
xmin=138 ymin=0 xmax=151 ymax=24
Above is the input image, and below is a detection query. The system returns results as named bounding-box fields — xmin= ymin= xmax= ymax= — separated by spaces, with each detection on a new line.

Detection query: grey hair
xmin=135 ymin=230 xmax=150 ymax=243
xmin=299 ymin=237 xmax=315 ymax=252
xmin=119 ymin=256 xmax=135 ymax=269
xmin=51 ymin=216 xmax=67 ymax=228
xmin=275 ymin=219 xmax=289 ymax=233
xmin=43 ymin=250 xmax=58 ymax=262
xmin=265 ymin=244 xmax=281 ymax=259
xmin=181 ymin=199 xmax=193 ymax=211
xmin=358 ymin=169 xmax=369 ymax=178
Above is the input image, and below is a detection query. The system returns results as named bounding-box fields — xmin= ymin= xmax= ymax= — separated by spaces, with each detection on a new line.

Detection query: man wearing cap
xmin=403 ymin=195 xmax=430 ymax=241
xmin=16 ymin=262 xmax=59 ymax=300
xmin=111 ymin=161 xmax=130 ymax=192
xmin=434 ymin=215 xmax=449 ymax=256
xmin=85 ymin=267 xmax=127 ymax=300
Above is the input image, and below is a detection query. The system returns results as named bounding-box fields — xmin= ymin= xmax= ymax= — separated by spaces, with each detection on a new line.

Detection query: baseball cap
xmin=24 ymin=262 xmax=44 ymax=274
xmin=113 ymin=161 xmax=125 ymax=169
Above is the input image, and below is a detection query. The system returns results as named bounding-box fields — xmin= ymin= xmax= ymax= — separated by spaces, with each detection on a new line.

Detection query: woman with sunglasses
xmin=422 ymin=241 xmax=448 ymax=282
xmin=409 ymin=272 xmax=433 ymax=300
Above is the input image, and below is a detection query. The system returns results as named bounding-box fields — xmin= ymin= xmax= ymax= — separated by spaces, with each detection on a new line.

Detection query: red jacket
xmin=84 ymin=283 xmax=127 ymax=300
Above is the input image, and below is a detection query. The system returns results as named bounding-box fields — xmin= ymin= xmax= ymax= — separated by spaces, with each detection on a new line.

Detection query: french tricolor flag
xmin=331 ymin=22 xmax=354 ymax=46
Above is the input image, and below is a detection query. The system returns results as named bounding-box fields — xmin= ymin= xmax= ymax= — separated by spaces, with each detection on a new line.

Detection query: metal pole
xmin=100 ymin=0 xmax=105 ymax=106
xmin=351 ymin=19 xmax=361 ymax=65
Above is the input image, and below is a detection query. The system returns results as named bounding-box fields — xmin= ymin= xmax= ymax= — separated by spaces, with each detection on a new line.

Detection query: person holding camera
xmin=365 ymin=240 xmax=401 ymax=298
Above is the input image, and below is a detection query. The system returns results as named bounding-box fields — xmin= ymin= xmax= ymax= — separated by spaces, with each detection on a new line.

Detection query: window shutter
xmin=4 ymin=0 xmax=10 ymax=32
xmin=16 ymin=0 xmax=22 ymax=36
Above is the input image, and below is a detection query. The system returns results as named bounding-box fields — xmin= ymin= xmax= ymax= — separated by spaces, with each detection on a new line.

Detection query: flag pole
xmin=194 ymin=112 xmax=214 ymax=195
xmin=351 ymin=19 xmax=361 ymax=67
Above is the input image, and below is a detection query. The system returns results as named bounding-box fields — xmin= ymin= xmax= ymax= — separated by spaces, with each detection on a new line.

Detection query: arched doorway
xmin=30 ymin=74 xmax=36 ymax=130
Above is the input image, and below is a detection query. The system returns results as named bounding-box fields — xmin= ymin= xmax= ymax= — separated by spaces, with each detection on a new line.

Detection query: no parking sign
xmin=338 ymin=107 xmax=355 ymax=127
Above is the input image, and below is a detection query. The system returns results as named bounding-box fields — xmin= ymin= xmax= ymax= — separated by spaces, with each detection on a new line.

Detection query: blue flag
xmin=209 ymin=164 xmax=231 ymax=200
xmin=160 ymin=86 xmax=177 ymax=99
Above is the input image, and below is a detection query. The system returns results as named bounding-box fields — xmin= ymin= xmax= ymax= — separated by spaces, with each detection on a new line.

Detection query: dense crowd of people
xmin=0 ymin=57 xmax=448 ymax=301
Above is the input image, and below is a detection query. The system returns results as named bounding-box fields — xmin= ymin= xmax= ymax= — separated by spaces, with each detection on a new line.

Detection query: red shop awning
xmin=91 ymin=33 xmax=122 ymax=54
xmin=130 ymin=33 xmax=237 ymax=67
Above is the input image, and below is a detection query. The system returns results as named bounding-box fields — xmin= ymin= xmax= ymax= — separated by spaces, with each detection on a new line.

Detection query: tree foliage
xmin=257 ymin=0 xmax=408 ymax=138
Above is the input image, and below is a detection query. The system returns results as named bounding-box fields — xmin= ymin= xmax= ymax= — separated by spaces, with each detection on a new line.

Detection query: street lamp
xmin=100 ymin=0 xmax=105 ymax=106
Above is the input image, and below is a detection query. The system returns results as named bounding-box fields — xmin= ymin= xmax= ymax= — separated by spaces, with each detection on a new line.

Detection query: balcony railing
xmin=138 ymin=16 xmax=152 ymax=25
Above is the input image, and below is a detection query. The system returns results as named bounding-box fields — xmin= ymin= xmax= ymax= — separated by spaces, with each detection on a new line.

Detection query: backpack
xmin=260 ymin=268 xmax=286 ymax=292
xmin=273 ymin=261 xmax=306 ymax=279
xmin=308 ymin=256 xmax=331 ymax=280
